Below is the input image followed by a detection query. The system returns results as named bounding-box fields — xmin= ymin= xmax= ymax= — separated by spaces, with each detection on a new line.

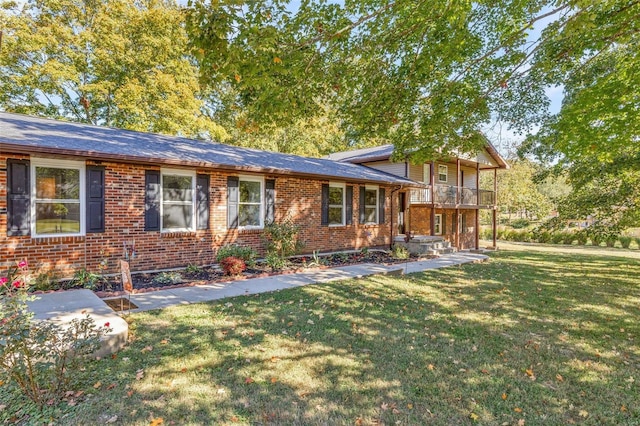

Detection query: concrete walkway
xmin=27 ymin=252 xmax=488 ymax=355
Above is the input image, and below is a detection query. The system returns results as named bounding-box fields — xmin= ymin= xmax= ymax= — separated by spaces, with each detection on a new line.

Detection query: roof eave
xmin=0 ymin=142 xmax=418 ymax=187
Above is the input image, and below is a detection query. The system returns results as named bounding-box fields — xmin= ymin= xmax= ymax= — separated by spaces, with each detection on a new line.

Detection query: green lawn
xmin=3 ymin=248 xmax=639 ymax=425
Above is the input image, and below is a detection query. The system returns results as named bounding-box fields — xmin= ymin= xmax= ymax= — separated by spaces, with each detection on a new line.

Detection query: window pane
xmin=35 ymin=202 xmax=80 ymax=234
xmin=36 ymin=167 xmax=79 ymax=199
xmin=240 ymin=181 xmax=261 ymax=203
xmin=328 ymin=187 xmax=343 ymax=205
xmin=163 ymin=204 xmax=193 ymax=229
xmin=364 ymin=189 xmax=377 ymax=205
xmin=365 ymin=207 xmax=377 ymax=223
xmin=163 ymin=175 xmax=193 ymax=202
xmin=239 ymin=204 xmax=260 ymax=227
xmin=329 ymin=207 xmax=343 ymax=225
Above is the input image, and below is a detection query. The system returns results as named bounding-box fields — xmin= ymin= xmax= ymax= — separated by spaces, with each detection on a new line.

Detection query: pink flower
xmin=0 ymin=277 xmax=7 ymax=285
xmin=18 ymin=260 xmax=28 ymax=269
xmin=104 ymin=322 xmax=110 ymax=328
xmin=13 ymin=280 xmax=22 ymax=288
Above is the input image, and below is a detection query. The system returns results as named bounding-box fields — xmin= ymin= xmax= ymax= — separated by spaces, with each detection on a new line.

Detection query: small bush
xmin=575 ymin=231 xmax=588 ymax=245
xmin=636 ymin=237 xmax=640 ymax=249
xmin=619 ymin=236 xmax=633 ymax=249
xmin=152 ymin=272 xmax=182 ymax=286
xmin=510 ymin=218 xmax=530 ymax=229
xmin=605 ymin=236 xmax=618 ymax=248
xmin=591 ymin=235 xmax=603 ymax=246
xmin=551 ymin=232 xmax=565 ymax=244
xmin=71 ymin=268 xmax=102 ymax=290
xmin=562 ymin=233 xmax=576 ymax=245
xmin=219 ymin=256 xmax=246 ymax=276
xmin=1 ymin=261 xmax=111 ymax=408
xmin=264 ymin=252 xmax=288 ymax=271
xmin=32 ymin=270 xmax=61 ymax=292
xmin=535 ymin=230 xmax=552 ymax=244
xmin=392 ymin=245 xmax=409 ymax=259
xmin=216 ymin=245 xmax=257 ymax=267
xmin=185 ymin=264 xmax=203 ymax=274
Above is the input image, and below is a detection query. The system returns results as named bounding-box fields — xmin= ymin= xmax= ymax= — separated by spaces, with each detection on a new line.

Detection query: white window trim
xmin=438 ymin=165 xmax=448 ymax=183
xmin=238 ymin=175 xmax=264 ymax=230
xmin=364 ymin=185 xmax=379 ymax=225
xmin=161 ymin=168 xmax=196 ymax=233
xmin=31 ymin=158 xmax=86 ymax=238
xmin=434 ymin=213 xmax=443 ymax=235
xmin=328 ymin=182 xmax=346 ymax=226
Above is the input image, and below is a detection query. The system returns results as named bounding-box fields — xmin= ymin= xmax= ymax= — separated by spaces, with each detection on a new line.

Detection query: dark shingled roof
xmin=0 ymin=112 xmax=419 ymax=186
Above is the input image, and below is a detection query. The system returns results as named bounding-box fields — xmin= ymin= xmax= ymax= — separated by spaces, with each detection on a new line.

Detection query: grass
xmin=2 ymin=248 xmax=639 ymax=425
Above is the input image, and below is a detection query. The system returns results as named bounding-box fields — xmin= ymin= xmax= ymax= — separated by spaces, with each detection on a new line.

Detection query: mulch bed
xmin=93 ymin=251 xmax=421 ymax=298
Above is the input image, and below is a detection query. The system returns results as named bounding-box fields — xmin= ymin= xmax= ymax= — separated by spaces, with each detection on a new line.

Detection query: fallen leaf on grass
xmin=578 ymin=410 xmax=589 ymax=418
xmin=514 ymin=407 xmax=522 ymax=413
xmin=427 ymin=364 xmax=435 ymax=370
xmin=502 ymin=393 xmax=507 ymax=400
xmin=271 ymin=356 xmax=280 ymax=363
xmin=105 ymin=415 xmax=118 ymax=423
xmin=160 ymin=339 xmax=169 ymax=345
xmin=270 ymin=377 xmax=278 ymax=384
xmin=141 ymin=346 xmax=153 ymax=353
xmin=469 ymin=412 xmax=479 ymax=421
xmin=180 ymin=368 xmax=187 ymax=373
xmin=355 ymin=417 xmax=363 ymax=425
xmin=230 ymin=416 xmax=239 ymax=423
xmin=136 ymin=369 xmax=145 ymax=380
xmin=245 ymin=377 xmax=255 ymax=384
xmin=106 ymin=383 xmax=117 ymax=390
xmin=556 ymin=374 xmax=564 ymax=382
xmin=149 ymin=418 xmax=163 ymax=426
xmin=621 ymin=405 xmax=627 ymax=412
xmin=93 ymin=381 xmax=102 ymax=389
xmin=517 ymin=420 xmax=525 ymax=426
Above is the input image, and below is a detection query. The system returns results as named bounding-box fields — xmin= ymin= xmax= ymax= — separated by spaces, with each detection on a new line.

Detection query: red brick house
xmin=1 ymin=112 xmax=420 ymax=275
xmin=327 ymin=142 xmax=508 ymax=251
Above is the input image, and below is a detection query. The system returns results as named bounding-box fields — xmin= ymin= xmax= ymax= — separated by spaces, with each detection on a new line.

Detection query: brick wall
xmin=1 ymin=153 xmax=394 ymax=276
xmin=406 ymin=205 xmax=477 ymax=249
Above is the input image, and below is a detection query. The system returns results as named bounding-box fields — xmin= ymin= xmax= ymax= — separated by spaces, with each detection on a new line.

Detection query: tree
xmin=187 ymin=0 xmax=638 ymax=225
xmin=0 ymin=0 xmax=226 ymax=139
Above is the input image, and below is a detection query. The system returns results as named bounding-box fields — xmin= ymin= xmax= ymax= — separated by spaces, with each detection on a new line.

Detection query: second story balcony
xmin=409 ymin=185 xmax=495 ymax=208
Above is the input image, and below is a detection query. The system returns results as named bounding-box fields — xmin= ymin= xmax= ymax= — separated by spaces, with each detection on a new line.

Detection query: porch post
xmin=476 ymin=163 xmax=480 ymax=249
xmin=430 ymin=161 xmax=435 ymax=236
xmin=456 ymin=158 xmax=461 ymax=205
xmin=455 ymin=208 xmax=460 ymax=250
xmin=492 ymin=168 xmax=498 ymax=248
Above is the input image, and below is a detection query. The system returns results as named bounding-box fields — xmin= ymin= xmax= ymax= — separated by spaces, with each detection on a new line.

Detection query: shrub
xmin=264 ymin=252 xmax=287 ymax=271
xmin=216 ymin=245 xmax=257 ymax=267
xmin=510 ymin=218 xmax=530 ymax=229
xmin=551 ymin=232 xmax=565 ymax=244
xmin=219 ymin=256 xmax=246 ymax=276
xmin=185 ymin=263 xmax=203 ymax=274
xmin=534 ymin=230 xmax=552 ymax=244
xmin=562 ymin=233 xmax=576 ymax=245
xmin=590 ymin=235 xmax=603 ymax=246
xmin=261 ymin=219 xmax=303 ymax=270
xmin=71 ymin=268 xmax=102 ymax=290
xmin=636 ymin=237 xmax=640 ymax=249
xmin=605 ymin=236 xmax=618 ymax=248
xmin=32 ymin=270 xmax=61 ymax=292
xmin=575 ymin=231 xmax=588 ymax=245
xmin=619 ymin=236 xmax=633 ymax=249
xmin=1 ymin=261 xmax=111 ymax=408
xmin=152 ymin=271 xmax=182 ymax=286
xmin=391 ymin=245 xmax=410 ymax=259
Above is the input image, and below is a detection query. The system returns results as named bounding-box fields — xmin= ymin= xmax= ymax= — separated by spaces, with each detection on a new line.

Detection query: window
xmin=434 ymin=214 xmax=442 ymax=235
xmin=32 ymin=159 xmax=85 ymax=237
xmin=161 ymin=170 xmax=195 ymax=231
xmin=363 ymin=186 xmax=378 ymax=224
xmin=328 ymin=183 xmax=345 ymax=226
xmin=238 ymin=177 xmax=263 ymax=228
xmin=459 ymin=213 xmax=466 ymax=233
xmin=438 ymin=165 xmax=448 ymax=183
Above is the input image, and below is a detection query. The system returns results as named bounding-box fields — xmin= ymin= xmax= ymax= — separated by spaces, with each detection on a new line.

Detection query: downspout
xmin=475 ymin=162 xmax=480 ymax=249
xmin=493 ymin=168 xmax=498 ymax=248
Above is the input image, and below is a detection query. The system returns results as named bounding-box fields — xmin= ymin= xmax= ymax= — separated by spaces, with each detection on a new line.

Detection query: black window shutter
xmin=196 ymin=174 xmax=210 ymax=230
xmin=359 ymin=186 xmax=366 ymax=224
xmin=7 ymin=159 xmax=30 ymax=236
xmin=144 ymin=170 xmax=161 ymax=231
xmin=227 ymin=176 xmax=239 ymax=229
xmin=86 ymin=166 xmax=105 ymax=233
xmin=378 ymin=187 xmax=385 ymax=224
xmin=265 ymin=179 xmax=275 ymax=225
xmin=345 ymin=185 xmax=353 ymax=225
xmin=321 ymin=183 xmax=329 ymax=226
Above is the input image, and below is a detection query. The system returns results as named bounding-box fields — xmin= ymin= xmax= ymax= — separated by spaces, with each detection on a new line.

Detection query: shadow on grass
xmin=3 ymin=250 xmax=638 ymax=425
